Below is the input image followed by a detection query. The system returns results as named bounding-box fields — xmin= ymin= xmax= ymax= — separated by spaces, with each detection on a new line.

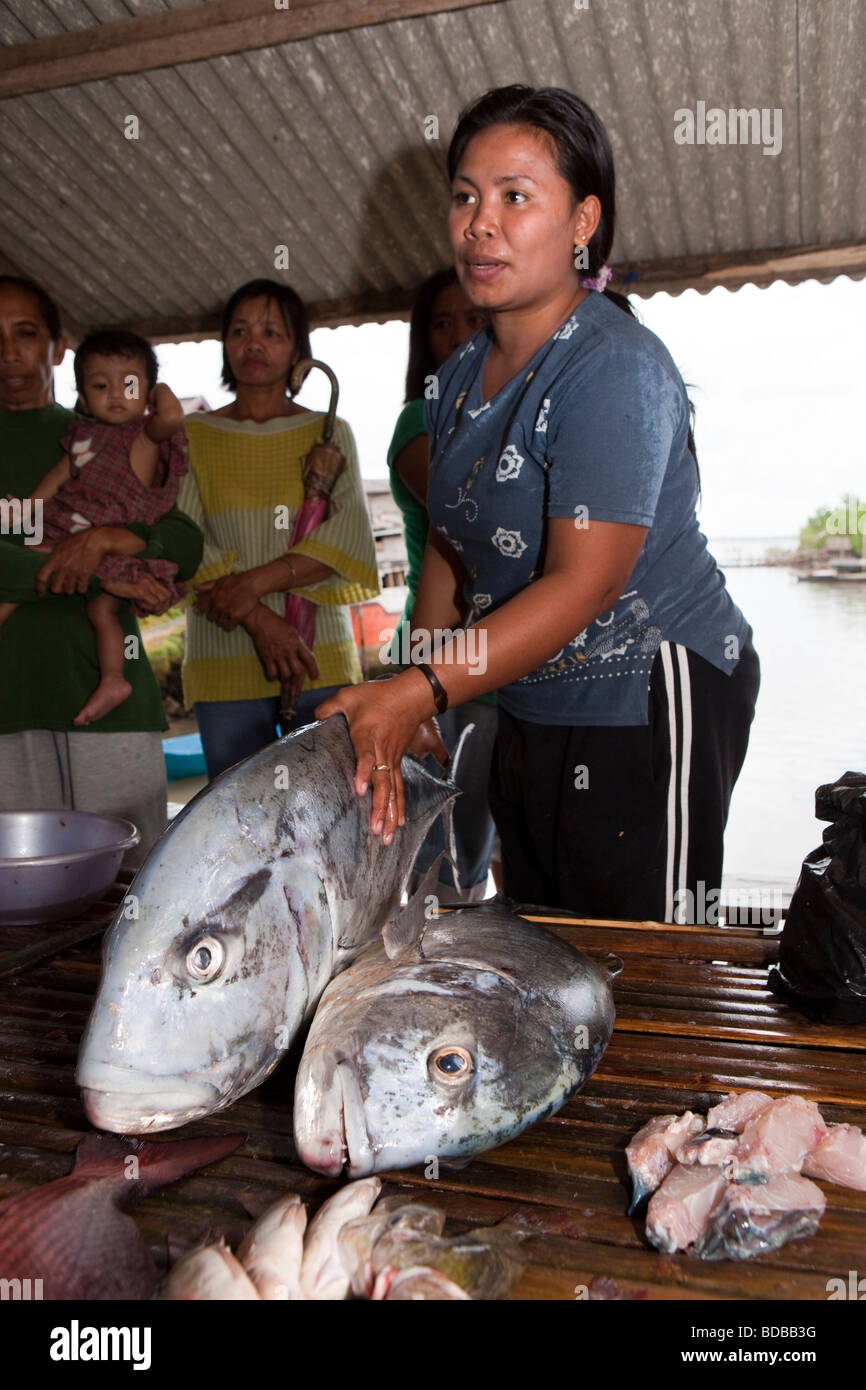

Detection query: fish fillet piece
xmin=726 ymin=1095 xmax=828 ymax=1181
xmin=706 ymin=1091 xmax=772 ymax=1132
xmin=625 ymin=1112 xmax=705 ymax=1212
xmin=645 ymin=1163 xmax=727 ymax=1254
xmin=237 ymin=1193 xmax=308 ymax=1300
xmin=164 ymin=1243 xmax=263 ymax=1300
xmin=300 ymin=1177 xmax=382 ymax=1300
xmin=676 ymin=1130 xmax=739 ymax=1167
xmin=695 ymin=1172 xmax=826 ymax=1261
xmin=802 ymin=1124 xmax=866 ymax=1191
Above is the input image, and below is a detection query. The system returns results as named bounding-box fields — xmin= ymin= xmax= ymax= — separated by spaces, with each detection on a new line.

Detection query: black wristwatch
xmin=414 ymin=661 xmax=449 ymax=715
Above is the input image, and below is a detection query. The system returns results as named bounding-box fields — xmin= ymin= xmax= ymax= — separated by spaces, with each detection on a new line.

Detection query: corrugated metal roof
xmin=0 ymin=0 xmax=863 ymax=338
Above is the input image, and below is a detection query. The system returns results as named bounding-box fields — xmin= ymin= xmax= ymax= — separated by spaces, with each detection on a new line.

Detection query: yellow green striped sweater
xmin=178 ymin=411 xmax=378 ymax=706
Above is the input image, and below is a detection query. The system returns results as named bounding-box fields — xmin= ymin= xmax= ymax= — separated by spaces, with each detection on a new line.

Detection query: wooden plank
xmin=0 ymin=0 xmax=504 ymax=100
xmin=0 ymin=920 xmax=107 ymax=982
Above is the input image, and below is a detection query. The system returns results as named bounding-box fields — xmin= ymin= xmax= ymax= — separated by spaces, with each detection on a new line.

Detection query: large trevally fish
xmin=77 ymin=715 xmax=458 ymax=1135
xmin=294 ymin=899 xmax=621 ymax=1177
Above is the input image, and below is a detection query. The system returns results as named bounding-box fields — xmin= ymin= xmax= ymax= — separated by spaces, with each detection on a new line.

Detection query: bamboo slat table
xmin=1 ymin=880 xmax=864 ymax=1301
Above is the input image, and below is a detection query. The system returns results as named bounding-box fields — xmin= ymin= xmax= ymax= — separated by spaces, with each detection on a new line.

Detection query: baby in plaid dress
xmin=0 ymin=330 xmax=189 ymax=725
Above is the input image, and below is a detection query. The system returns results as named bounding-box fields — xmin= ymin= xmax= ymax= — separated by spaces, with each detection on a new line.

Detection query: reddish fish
xmin=0 ymin=1131 xmax=242 ymax=1300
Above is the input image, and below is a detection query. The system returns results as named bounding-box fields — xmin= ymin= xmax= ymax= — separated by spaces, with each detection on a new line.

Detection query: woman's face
xmin=427 ymin=282 xmax=489 ymax=369
xmin=0 ymin=285 xmax=66 ymax=410
xmin=224 ymin=295 xmax=298 ymax=391
xmin=448 ymin=123 xmax=595 ymax=315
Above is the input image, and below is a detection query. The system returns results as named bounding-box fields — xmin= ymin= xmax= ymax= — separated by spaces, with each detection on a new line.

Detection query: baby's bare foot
xmin=73 ymin=675 xmax=133 ymax=725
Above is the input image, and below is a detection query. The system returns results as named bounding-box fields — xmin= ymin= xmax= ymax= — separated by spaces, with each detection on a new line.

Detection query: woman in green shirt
xmin=387 ymin=268 xmax=499 ymax=901
xmin=0 ymin=276 xmax=203 ymax=867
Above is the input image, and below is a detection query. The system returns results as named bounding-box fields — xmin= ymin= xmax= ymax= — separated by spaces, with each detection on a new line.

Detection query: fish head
xmin=295 ymin=910 xmax=615 ymax=1176
xmin=77 ymin=752 xmax=334 ymax=1134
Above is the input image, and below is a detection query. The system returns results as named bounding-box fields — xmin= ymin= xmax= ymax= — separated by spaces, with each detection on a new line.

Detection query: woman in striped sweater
xmin=178 ymin=279 xmax=378 ymax=779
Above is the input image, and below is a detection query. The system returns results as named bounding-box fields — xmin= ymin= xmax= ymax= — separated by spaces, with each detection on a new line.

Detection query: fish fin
xmin=446 ymin=720 xmax=475 ymax=783
xmin=126 ymin=1133 xmax=244 ymax=1196
xmin=382 ymin=855 xmax=446 ymax=959
xmin=627 ymin=1177 xmax=653 ymax=1216
xmin=436 ymin=722 xmax=475 ymax=899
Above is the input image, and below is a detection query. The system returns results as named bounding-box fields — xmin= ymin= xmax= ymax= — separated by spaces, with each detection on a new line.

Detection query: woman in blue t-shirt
xmin=318 ymin=84 xmax=760 ymax=924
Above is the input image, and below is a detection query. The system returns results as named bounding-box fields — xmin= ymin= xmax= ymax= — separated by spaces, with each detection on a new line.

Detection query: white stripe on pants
xmin=660 ymin=641 xmax=694 ymax=922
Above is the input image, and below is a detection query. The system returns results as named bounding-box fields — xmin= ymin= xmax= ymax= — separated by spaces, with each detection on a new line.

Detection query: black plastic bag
xmin=768 ymin=771 xmax=866 ymax=1023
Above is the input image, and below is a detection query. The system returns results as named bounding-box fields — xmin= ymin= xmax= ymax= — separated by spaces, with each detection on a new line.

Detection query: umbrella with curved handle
xmin=279 ymin=358 xmax=346 ymax=726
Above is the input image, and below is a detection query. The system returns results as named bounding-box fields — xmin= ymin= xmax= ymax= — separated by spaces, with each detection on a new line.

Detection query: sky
xmin=54 ymin=273 xmax=864 ymax=542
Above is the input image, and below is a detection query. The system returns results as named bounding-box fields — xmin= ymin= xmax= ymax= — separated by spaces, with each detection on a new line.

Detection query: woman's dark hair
xmin=447 ymin=85 xmax=616 ymax=289
xmin=447 ymin=86 xmax=700 ymax=487
xmin=73 ymin=329 xmax=158 ymax=395
xmin=0 ymin=275 xmax=63 ymax=341
xmin=404 ymin=267 xmax=460 ymax=402
xmin=220 ymin=279 xmax=311 ymax=394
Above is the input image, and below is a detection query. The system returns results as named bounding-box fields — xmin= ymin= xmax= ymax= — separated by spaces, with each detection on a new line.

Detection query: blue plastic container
xmin=162 ymin=732 xmax=207 ymax=782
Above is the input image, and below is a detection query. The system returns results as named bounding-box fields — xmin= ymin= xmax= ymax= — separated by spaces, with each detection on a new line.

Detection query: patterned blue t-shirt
xmin=426 ymin=291 xmax=750 ymax=727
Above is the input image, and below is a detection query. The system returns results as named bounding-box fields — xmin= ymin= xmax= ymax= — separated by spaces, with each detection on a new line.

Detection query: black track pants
xmin=489 ymin=637 xmax=761 ymax=922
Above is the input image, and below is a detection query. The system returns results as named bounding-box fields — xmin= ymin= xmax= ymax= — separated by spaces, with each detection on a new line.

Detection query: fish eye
xmin=429 ymin=1045 xmax=474 ymax=1083
xmin=185 ymin=934 xmax=225 ymax=983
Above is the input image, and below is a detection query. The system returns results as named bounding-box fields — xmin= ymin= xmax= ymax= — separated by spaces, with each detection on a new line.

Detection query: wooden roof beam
xmin=612 ymin=240 xmax=866 ymax=298
xmin=102 ymin=244 xmax=866 ymax=343
xmin=0 ymin=0 xmax=501 ymax=100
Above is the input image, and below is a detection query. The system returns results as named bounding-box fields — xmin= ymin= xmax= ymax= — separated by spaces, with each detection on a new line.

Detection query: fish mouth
xmin=294 ymin=1057 xmax=372 ymax=1177
xmin=78 ymin=1059 xmax=226 ymax=1135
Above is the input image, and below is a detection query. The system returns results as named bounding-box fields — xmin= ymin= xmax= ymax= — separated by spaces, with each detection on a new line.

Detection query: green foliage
xmin=800 ymin=495 xmax=864 ymax=557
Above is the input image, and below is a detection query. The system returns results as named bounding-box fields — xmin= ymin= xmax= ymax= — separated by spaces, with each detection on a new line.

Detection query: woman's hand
xmin=35 ymin=529 xmax=112 ymax=595
xmin=315 ymin=670 xmax=445 ymax=844
xmin=196 ymin=572 xmax=264 ymax=630
xmin=102 ymin=573 xmax=171 ymax=612
xmin=243 ymin=604 xmax=320 ymax=684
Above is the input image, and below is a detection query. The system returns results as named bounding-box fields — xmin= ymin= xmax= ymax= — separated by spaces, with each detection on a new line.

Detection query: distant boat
xmin=798 ymin=561 xmax=866 ymax=582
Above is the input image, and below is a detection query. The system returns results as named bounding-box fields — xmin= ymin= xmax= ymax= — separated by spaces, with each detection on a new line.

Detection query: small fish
xmin=77 ymin=715 xmax=458 ymax=1135
xmin=164 ymin=1242 xmax=262 ymax=1300
xmin=294 ymin=901 xmax=620 ymax=1176
xmin=237 ymin=1193 xmax=307 ymax=1299
xmin=299 ymin=1177 xmax=382 ymax=1300
xmin=694 ymin=1172 xmax=826 ymax=1261
xmin=0 ymin=1131 xmax=242 ymax=1300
